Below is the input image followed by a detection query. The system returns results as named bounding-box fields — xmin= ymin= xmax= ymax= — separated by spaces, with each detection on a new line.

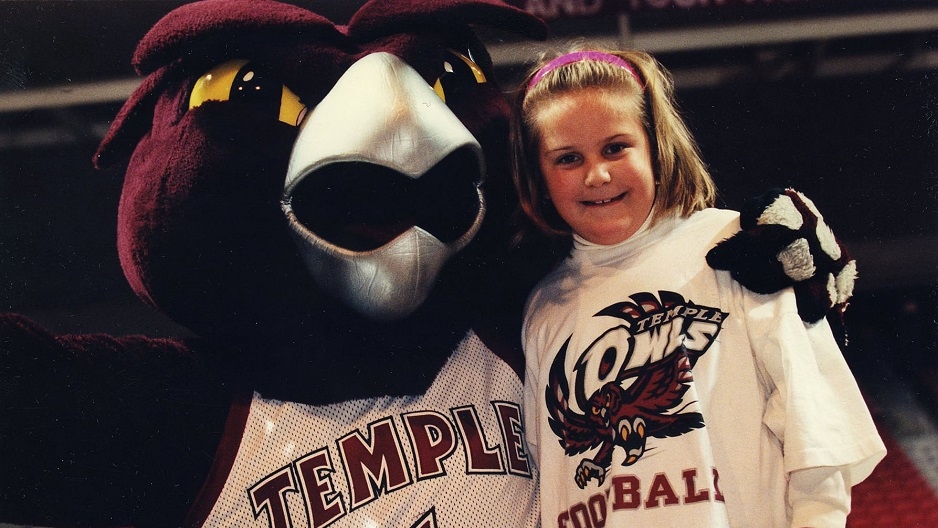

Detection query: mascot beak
xmin=282 ymin=52 xmax=486 ymax=321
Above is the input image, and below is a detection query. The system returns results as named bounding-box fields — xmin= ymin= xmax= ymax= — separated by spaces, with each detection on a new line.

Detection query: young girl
xmin=510 ymin=48 xmax=885 ymax=528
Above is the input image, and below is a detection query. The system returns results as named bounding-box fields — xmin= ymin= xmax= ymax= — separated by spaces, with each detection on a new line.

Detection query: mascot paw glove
xmin=706 ymin=188 xmax=856 ymax=323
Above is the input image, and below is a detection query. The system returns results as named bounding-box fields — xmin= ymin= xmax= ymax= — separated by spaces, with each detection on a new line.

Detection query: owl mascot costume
xmin=0 ymin=0 xmax=853 ymax=526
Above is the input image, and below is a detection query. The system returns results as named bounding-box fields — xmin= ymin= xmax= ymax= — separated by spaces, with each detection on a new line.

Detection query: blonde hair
xmin=509 ymin=47 xmax=716 ymax=239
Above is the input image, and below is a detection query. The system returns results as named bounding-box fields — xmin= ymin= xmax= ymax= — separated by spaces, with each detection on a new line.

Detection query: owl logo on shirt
xmin=545 ymin=291 xmax=726 ymax=488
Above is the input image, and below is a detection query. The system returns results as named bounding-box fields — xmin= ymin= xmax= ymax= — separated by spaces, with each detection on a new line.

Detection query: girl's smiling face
xmin=535 ymin=87 xmax=656 ymax=245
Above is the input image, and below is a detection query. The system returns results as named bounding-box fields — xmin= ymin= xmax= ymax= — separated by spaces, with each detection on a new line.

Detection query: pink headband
xmin=526 ymin=51 xmax=644 ymax=93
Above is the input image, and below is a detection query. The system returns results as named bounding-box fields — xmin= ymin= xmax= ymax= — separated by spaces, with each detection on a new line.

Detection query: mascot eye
xmin=591 ymin=406 xmax=601 ymax=415
xmin=189 ymin=60 xmax=308 ymax=127
xmin=432 ymin=49 xmax=487 ymax=104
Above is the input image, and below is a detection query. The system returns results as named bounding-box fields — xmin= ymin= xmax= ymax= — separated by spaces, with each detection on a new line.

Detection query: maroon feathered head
xmin=95 ymin=0 xmax=545 ymax=339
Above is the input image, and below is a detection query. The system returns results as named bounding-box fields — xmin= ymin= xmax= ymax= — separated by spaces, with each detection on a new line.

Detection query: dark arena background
xmin=1 ymin=0 xmax=936 ymax=525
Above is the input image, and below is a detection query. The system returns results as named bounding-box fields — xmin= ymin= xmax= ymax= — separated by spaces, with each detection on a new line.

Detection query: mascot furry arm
xmin=706 ymin=187 xmax=857 ymax=323
xmin=0 ymin=1 xmax=850 ymax=526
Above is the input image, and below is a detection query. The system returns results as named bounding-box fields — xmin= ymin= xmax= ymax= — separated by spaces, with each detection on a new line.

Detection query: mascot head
xmin=95 ymin=0 xmax=546 ymax=340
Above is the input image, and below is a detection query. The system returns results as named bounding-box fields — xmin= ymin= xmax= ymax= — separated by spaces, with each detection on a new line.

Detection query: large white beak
xmin=282 ymin=52 xmax=486 ymax=321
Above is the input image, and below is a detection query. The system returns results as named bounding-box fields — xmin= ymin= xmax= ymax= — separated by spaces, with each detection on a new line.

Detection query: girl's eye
xmin=556 ymin=153 xmax=580 ymax=166
xmin=605 ymin=143 xmax=628 ymax=155
xmin=432 ymin=49 xmax=487 ymax=104
xmin=189 ymin=60 xmax=307 ymax=127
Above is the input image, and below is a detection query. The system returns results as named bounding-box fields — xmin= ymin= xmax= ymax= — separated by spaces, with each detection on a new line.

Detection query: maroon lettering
xmin=569 ymin=502 xmax=592 ymax=528
xmin=558 ymin=511 xmax=571 ymax=528
xmin=644 ymin=473 xmax=680 ymax=508
xmin=713 ymin=467 xmax=726 ymax=502
xmin=681 ymin=468 xmax=710 ymax=504
xmin=412 ymin=507 xmax=439 ymax=528
xmin=295 ymin=448 xmax=346 ymax=527
xmin=247 ymin=402 xmax=531 ymax=525
xmin=249 ymin=466 xmax=298 ymax=528
xmin=452 ymin=406 xmax=504 ymax=473
xmin=610 ymin=474 xmax=641 ymax=510
xmin=492 ymin=401 xmax=532 ymax=477
xmin=587 ymin=493 xmax=607 ymax=527
xmin=563 ymin=466 xmax=727 ymax=522
xmin=338 ymin=417 xmax=412 ymax=509
xmin=403 ymin=411 xmax=457 ymax=480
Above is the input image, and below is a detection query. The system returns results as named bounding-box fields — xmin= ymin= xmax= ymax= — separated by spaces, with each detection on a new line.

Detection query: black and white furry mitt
xmin=706 ymin=188 xmax=856 ymax=323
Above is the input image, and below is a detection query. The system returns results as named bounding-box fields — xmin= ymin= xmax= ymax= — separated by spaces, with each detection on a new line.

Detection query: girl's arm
xmin=745 ymin=284 xmax=885 ymax=528
xmin=789 ymin=465 xmax=851 ymax=528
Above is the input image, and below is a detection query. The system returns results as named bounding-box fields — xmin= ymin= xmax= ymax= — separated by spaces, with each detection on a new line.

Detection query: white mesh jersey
xmin=185 ymin=330 xmax=538 ymax=528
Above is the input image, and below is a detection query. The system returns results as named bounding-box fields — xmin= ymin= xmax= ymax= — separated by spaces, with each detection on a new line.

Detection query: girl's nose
xmin=585 ymin=163 xmax=612 ymax=187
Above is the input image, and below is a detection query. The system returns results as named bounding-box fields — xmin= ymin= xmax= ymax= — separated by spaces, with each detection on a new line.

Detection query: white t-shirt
xmin=522 ymin=208 xmax=885 ymax=528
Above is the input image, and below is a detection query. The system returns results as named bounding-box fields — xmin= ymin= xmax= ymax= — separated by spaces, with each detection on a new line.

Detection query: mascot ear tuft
xmin=132 ymin=0 xmax=340 ymax=76
xmin=94 ymin=0 xmax=345 ymax=170
xmin=93 ymin=68 xmax=172 ymax=170
xmin=707 ymin=188 xmax=856 ymax=324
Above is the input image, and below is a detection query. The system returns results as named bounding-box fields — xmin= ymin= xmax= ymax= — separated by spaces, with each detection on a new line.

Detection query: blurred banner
xmin=509 ymin=0 xmax=930 ymax=20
